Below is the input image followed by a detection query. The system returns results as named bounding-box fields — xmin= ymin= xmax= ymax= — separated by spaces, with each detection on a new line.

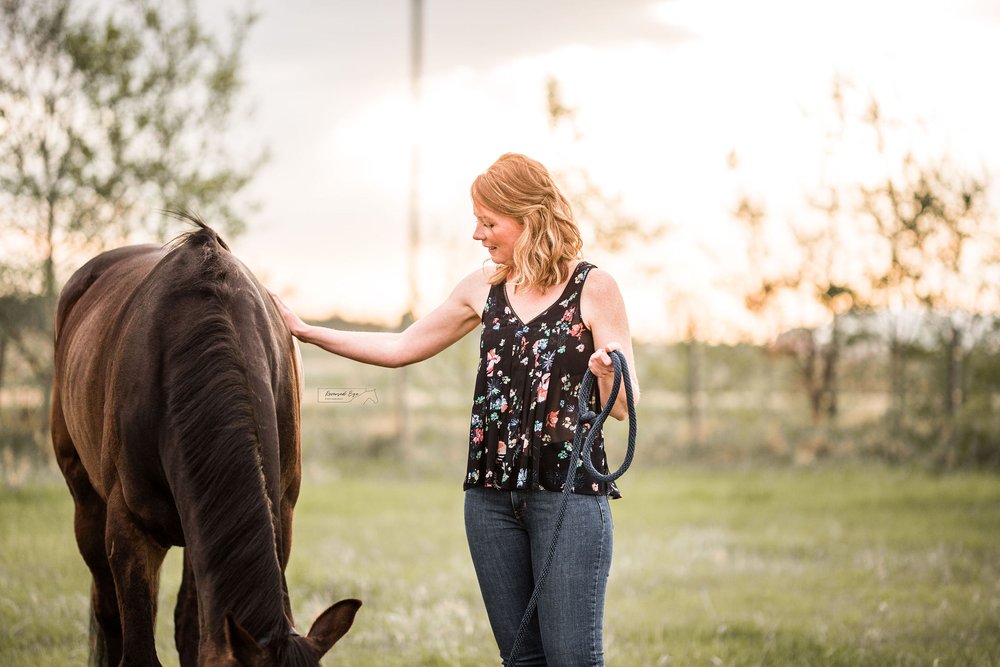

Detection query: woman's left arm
xmin=581 ymin=268 xmax=641 ymax=421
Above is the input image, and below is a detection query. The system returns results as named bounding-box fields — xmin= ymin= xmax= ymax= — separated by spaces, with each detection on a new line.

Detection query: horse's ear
xmin=224 ymin=613 xmax=267 ymax=666
xmin=306 ymin=598 xmax=362 ymax=656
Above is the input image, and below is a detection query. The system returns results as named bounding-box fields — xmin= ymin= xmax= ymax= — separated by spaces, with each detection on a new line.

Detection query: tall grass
xmin=2 ymin=466 xmax=998 ymax=666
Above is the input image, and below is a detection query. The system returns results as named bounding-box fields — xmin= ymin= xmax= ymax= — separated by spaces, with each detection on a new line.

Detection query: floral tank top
xmin=464 ymin=261 xmax=621 ymax=498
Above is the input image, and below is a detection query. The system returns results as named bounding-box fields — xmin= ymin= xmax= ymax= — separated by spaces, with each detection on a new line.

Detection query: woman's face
xmin=472 ymin=202 xmax=523 ymax=266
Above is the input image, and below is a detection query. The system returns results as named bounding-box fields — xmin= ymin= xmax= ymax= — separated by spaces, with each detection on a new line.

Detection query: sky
xmin=203 ymin=0 xmax=1000 ymax=343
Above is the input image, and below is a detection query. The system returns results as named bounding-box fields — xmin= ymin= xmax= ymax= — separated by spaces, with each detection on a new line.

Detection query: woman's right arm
xmin=272 ymin=269 xmax=489 ymax=368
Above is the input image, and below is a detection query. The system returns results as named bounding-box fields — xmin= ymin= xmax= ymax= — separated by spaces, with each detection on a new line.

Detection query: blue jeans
xmin=464 ymin=486 xmax=614 ymax=666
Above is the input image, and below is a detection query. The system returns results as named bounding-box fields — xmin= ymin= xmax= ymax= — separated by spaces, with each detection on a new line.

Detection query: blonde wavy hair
xmin=471 ymin=153 xmax=583 ymax=291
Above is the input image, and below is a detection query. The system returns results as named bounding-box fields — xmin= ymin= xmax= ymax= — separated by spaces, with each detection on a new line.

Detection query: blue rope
xmin=505 ymin=350 xmax=638 ymax=666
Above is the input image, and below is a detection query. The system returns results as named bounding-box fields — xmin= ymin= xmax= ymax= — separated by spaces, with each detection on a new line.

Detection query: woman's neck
xmin=507 ymin=260 xmax=578 ymax=295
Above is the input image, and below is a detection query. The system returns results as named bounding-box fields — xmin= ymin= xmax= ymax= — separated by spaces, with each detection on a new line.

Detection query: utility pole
xmin=408 ymin=0 xmax=422 ymax=318
xmin=397 ymin=0 xmax=423 ymax=455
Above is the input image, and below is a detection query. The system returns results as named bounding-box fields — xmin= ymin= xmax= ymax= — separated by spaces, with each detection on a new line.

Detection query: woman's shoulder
xmin=580 ymin=264 xmax=620 ymax=294
xmin=452 ymin=265 xmax=498 ymax=313
xmin=457 ymin=264 xmax=498 ymax=290
xmin=580 ymin=265 xmax=625 ymax=328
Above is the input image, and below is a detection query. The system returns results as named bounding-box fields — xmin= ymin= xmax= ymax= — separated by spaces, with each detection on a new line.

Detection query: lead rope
xmin=505 ymin=350 xmax=638 ymax=666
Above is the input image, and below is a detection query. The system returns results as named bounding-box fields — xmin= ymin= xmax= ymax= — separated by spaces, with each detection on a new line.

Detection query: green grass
xmin=1 ymin=466 xmax=999 ymax=666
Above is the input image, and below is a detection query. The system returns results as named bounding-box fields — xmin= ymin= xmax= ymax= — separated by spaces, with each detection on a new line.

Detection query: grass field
xmin=1 ymin=465 xmax=999 ymax=666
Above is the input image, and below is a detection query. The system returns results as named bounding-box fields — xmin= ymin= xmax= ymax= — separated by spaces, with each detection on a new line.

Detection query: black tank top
xmin=464 ymin=261 xmax=621 ymax=497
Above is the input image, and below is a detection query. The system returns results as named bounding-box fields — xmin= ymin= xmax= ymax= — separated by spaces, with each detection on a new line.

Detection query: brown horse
xmin=51 ymin=216 xmax=360 ymax=666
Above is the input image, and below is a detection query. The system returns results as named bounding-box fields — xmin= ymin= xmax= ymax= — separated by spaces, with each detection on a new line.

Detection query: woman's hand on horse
xmin=270 ymin=292 xmax=309 ymax=339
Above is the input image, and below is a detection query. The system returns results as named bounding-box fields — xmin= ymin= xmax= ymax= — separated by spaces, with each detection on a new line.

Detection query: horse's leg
xmin=51 ymin=405 xmax=123 ymax=666
xmin=174 ymin=549 xmax=200 ymax=667
xmin=105 ymin=483 xmax=167 ymax=667
xmin=72 ymin=484 xmax=123 ymax=667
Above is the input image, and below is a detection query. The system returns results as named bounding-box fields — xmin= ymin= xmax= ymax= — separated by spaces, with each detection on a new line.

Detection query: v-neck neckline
xmin=502 ymin=262 xmax=584 ymax=327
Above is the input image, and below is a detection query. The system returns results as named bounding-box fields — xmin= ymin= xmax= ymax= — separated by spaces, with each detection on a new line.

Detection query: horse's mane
xmin=273 ymin=638 xmax=322 ymax=666
xmin=163 ymin=209 xmax=232 ymax=251
xmin=162 ymin=217 xmax=288 ymax=641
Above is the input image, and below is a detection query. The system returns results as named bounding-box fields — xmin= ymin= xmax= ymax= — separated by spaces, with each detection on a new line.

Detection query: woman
xmin=274 ymin=153 xmax=639 ymax=666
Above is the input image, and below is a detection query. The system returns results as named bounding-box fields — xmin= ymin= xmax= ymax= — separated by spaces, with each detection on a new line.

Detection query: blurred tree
xmin=734 ymin=180 xmax=854 ymax=438
xmin=0 ymin=0 xmax=263 ymax=452
xmin=545 ymin=76 xmax=662 ymax=254
xmin=736 ymin=77 xmax=998 ymax=465
xmin=957 ymin=316 xmax=1000 ymax=467
xmin=857 ymin=96 xmax=994 ymax=465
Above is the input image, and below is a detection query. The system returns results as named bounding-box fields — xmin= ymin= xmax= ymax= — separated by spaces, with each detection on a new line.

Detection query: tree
xmin=0 ymin=0 xmax=264 ymax=452
xmin=735 ymin=77 xmax=997 ymax=464
xmin=544 ymin=76 xmax=663 ymax=254
xmin=856 ymin=98 xmax=994 ymax=465
xmin=734 ymin=180 xmax=855 ymax=436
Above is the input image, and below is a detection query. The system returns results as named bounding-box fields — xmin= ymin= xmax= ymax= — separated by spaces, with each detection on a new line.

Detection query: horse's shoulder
xmin=56 ymin=245 xmax=162 ymax=335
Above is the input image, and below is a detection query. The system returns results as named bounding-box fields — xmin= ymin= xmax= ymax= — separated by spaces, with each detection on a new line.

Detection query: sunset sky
xmin=209 ymin=0 xmax=1000 ymax=343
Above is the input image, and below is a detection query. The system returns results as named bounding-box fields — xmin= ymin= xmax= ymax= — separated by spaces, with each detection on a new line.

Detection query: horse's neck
xmin=182 ymin=469 xmax=290 ymax=642
xmin=155 ymin=255 xmax=294 ymax=642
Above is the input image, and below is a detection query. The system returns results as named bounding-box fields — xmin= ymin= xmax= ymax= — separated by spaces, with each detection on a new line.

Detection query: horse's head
xmin=218 ymin=599 xmax=361 ymax=666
